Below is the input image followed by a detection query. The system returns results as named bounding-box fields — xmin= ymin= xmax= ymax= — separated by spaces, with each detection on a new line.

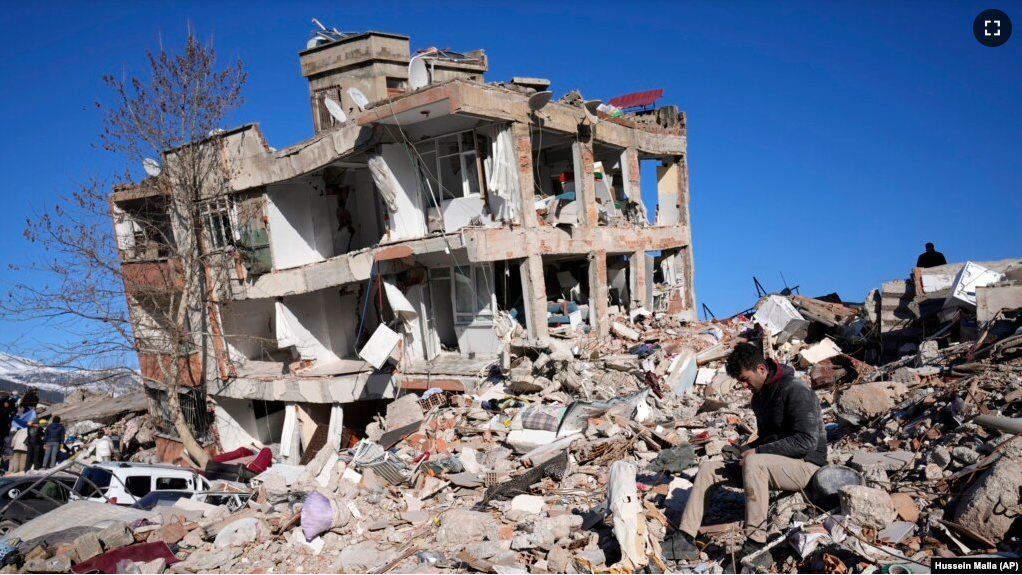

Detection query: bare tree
xmin=2 ymin=33 xmax=246 ymax=466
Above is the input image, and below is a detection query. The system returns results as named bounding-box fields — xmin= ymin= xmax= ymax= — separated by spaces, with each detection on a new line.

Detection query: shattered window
xmin=475 ymin=266 xmax=491 ymax=316
xmin=156 ymin=477 xmax=188 ymax=490
xmin=415 ymin=129 xmax=482 ymax=206
xmin=125 ymin=475 xmax=152 ymax=498
xmin=452 ymin=264 xmax=493 ymax=324
xmin=454 ymin=268 xmax=475 ymax=323
xmin=199 ymin=196 xmax=237 ymax=251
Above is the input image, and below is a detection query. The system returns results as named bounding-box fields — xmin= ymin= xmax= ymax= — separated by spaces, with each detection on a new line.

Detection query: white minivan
xmin=71 ymin=462 xmax=210 ymax=506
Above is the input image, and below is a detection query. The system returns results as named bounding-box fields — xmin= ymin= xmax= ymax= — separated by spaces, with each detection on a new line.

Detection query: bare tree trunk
xmin=167 ymin=383 xmax=208 ymax=466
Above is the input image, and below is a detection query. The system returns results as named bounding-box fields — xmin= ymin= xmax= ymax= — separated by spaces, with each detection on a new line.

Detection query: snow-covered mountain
xmin=0 ymin=352 xmax=140 ymax=403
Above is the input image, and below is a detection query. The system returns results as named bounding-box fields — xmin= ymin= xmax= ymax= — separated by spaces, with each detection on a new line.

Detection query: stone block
xmin=24 ymin=553 xmax=72 ymax=574
xmin=928 ymin=445 xmax=952 ymax=469
xmin=838 ymin=382 xmax=908 ymax=419
xmin=181 ymin=547 xmax=242 ymax=572
xmin=839 ymin=485 xmax=897 ymax=529
xmin=72 ymin=532 xmax=103 ymax=563
xmin=150 ymin=522 xmax=190 ymax=545
xmin=435 ymin=509 xmax=500 ymax=546
xmin=97 ymin=521 xmax=134 ymax=550
xmin=134 ymin=558 xmax=166 ymax=574
xmin=848 ymin=450 xmax=916 ymax=472
xmin=953 ymin=456 xmax=1022 ymax=545
xmin=547 ymin=546 xmax=571 ymax=573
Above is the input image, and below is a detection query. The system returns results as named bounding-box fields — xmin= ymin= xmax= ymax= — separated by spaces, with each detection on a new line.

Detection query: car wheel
xmin=0 ymin=520 xmax=20 ymax=536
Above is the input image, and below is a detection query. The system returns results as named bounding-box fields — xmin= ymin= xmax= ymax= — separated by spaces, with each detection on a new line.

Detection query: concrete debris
xmin=2 ymin=259 xmax=1021 ymax=575
xmin=837 ymin=381 xmax=909 ymax=420
xmin=839 ymin=485 xmax=898 ymax=529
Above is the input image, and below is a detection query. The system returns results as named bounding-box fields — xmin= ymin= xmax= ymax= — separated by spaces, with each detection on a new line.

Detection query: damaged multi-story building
xmin=110 ymin=27 xmax=696 ymax=462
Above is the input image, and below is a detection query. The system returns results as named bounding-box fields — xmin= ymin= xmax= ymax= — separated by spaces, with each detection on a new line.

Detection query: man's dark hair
xmin=52 ymin=416 xmax=61 ymax=424
xmin=726 ymin=342 xmax=767 ymax=378
xmin=925 ymin=242 xmax=934 ymax=250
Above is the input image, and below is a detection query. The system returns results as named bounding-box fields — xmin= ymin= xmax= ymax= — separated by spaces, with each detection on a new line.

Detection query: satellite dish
xmin=583 ymin=99 xmax=602 ymax=116
xmin=348 ymin=87 xmax=369 ymax=111
xmin=324 ymin=97 xmax=346 ymax=124
xmin=409 ymin=56 xmax=430 ymax=90
xmin=142 ymin=158 xmax=161 ymax=177
xmin=528 ymin=91 xmax=553 ymax=111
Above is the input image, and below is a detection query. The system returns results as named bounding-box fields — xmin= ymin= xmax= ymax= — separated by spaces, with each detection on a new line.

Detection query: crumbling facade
xmin=110 ymin=29 xmax=695 ymax=461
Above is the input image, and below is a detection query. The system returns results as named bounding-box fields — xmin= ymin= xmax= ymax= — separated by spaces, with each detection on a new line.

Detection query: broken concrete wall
xmin=380 ymin=144 xmax=428 ymax=240
xmin=279 ymin=288 xmax=359 ymax=362
xmin=266 ymin=178 xmax=337 ymax=270
xmin=220 ymin=298 xmax=276 ymax=362
xmin=214 ymin=396 xmax=284 ymax=451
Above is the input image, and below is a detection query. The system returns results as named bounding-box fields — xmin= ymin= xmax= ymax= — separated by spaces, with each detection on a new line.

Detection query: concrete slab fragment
xmin=848 ymin=450 xmax=916 ymax=472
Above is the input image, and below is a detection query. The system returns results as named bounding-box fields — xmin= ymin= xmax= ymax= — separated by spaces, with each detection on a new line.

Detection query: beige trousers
xmin=679 ymin=453 xmax=819 ymax=543
xmin=10 ymin=451 xmax=27 ymax=474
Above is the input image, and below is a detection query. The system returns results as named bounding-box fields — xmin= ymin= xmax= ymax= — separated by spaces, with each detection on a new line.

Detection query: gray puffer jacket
xmin=749 ymin=360 xmax=828 ymax=466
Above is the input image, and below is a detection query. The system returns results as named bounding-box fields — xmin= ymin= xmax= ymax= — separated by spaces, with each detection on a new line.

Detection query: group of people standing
xmin=0 ymin=391 xmax=116 ymax=474
xmin=5 ymin=415 xmax=66 ymax=472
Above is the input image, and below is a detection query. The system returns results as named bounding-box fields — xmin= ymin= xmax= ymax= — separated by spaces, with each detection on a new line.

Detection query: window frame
xmin=198 ymin=196 xmax=239 ymax=251
xmin=450 ymin=264 xmax=494 ymax=325
xmin=124 ymin=475 xmax=153 ymax=498
xmin=415 ymin=129 xmax=485 ymax=208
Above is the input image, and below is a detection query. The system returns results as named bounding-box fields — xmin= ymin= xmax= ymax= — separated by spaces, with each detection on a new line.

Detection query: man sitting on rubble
xmin=663 ymin=342 xmax=827 ymax=570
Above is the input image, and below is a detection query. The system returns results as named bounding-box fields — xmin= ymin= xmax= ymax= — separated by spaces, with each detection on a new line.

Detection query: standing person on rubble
xmin=10 ymin=426 xmax=27 ymax=473
xmin=90 ymin=429 xmax=114 ymax=463
xmin=1 ymin=430 xmax=12 ymax=473
xmin=663 ymin=342 xmax=827 ymax=570
xmin=916 ymin=242 xmax=947 ymax=268
xmin=42 ymin=415 xmax=65 ymax=468
xmin=0 ymin=399 xmax=12 ymax=457
xmin=25 ymin=419 xmax=44 ymax=471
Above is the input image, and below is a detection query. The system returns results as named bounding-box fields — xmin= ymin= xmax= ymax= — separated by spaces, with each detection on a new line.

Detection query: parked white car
xmin=71 ymin=462 xmax=210 ymax=506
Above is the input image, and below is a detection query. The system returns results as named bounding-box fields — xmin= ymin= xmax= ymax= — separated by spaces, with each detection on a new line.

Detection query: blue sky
xmin=1 ymin=1 xmax=1020 ymax=360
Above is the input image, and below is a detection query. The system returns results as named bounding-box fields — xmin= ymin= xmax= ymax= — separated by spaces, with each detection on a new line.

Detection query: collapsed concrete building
xmin=109 ymin=28 xmax=696 ymax=462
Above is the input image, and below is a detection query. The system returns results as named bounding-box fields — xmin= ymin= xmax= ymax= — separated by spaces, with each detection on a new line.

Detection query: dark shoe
xmin=737 ymin=540 xmax=772 ymax=573
xmin=662 ymin=531 xmax=700 ymax=562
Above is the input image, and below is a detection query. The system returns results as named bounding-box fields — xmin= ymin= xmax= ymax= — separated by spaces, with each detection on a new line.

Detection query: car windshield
xmin=73 ymin=467 xmax=113 ymax=498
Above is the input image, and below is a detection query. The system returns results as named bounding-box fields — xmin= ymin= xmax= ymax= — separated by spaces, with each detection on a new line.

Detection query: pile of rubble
xmin=3 ymin=259 xmax=1021 ymax=574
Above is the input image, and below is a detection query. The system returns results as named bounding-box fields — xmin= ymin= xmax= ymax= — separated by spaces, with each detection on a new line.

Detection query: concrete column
xmin=512 ymin=122 xmax=538 ymax=229
xmin=622 ymin=147 xmax=641 ymax=205
xmin=675 ymin=155 xmax=696 ymax=316
xmin=654 ymin=157 xmax=683 ymax=226
xmin=588 ymin=249 xmax=609 ymax=336
xmin=511 ymin=122 xmax=548 ymax=339
xmin=571 ymin=134 xmax=598 ymax=227
xmin=656 ymin=154 xmax=696 ymax=318
xmin=630 ymin=250 xmax=648 ymax=311
xmin=520 ymin=255 xmax=548 ymax=340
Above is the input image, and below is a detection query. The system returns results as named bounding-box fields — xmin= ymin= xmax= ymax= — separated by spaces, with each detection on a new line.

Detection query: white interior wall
xmin=310 ymin=183 xmax=335 ymax=260
xmin=221 ymin=299 xmax=274 ymax=361
xmin=352 ymin=170 xmax=380 ymax=250
xmin=381 ymin=144 xmax=428 ymax=240
xmin=415 ymin=283 xmax=441 ymax=360
xmin=457 ymin=324 xmax=500 ymax=355
xmin=325 ymin=291 xmax=358 ymax=360
xmin=214 ymin=399 xmax=261 ymax=452
xmin=281 ymin=289 xmax=359 ymax=363
xmin=402 ymin=284 xmax=428 ymax=361
xmin=281 ymin=290 xmax=339 ymax=362
xmin=429 ymin=277 xmax=457 ymax=348
xmin=608 ymin=266 xmax=629 ymax=306
xmin=266 ymin=181 xmax=335 ymax=270
xmin=215 ymin=397 xmax=286 ymax=449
